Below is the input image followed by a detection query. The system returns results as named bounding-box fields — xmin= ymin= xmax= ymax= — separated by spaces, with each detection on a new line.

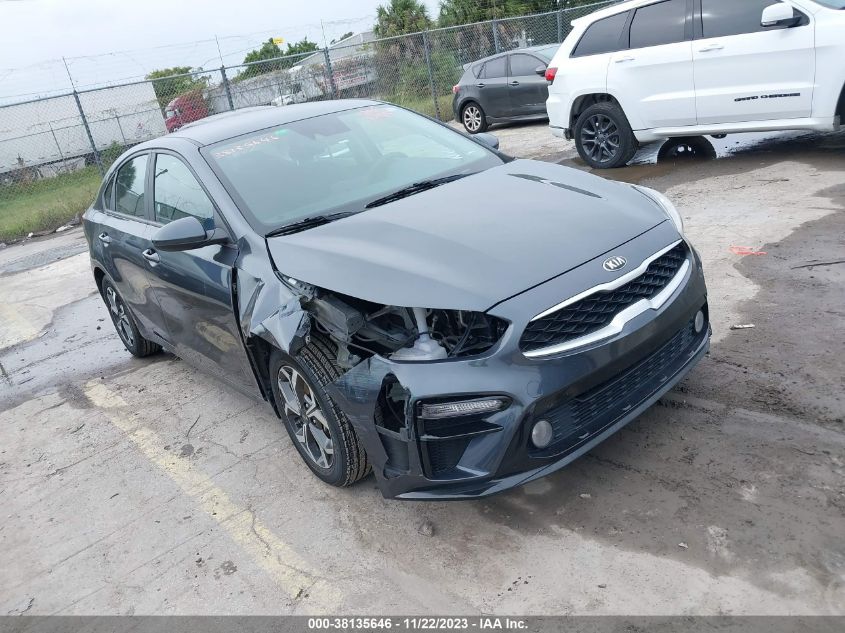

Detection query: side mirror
xmin=474 ymin=132 xmax=500 ymax=150
xmin=152 ymin=216 xmax=228 ymax=252
xmin=761 ymin=3 xmax=800 ymax=27
xmin=534 ymin=65 xmax=547 ymax=77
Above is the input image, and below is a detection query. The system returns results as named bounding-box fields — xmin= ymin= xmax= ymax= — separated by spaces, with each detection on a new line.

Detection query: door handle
xmin=98 ymin=232 xmax=111 ymax=245
xmin=509 ymin=80 xmax=520 ymax=86
xmin=476 ymin=83 xmax=486 ymax=88
xmin=615 ymin=55 xmax=636 ymax=63
xmin=142 ymin=248 xmax=160 ymax=264
xmin=699 ymin=44 xmax=724 ymax=52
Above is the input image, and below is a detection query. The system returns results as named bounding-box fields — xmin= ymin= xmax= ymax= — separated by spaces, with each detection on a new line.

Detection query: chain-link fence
xmin=0 ymin=0 xmax=616 ymax=242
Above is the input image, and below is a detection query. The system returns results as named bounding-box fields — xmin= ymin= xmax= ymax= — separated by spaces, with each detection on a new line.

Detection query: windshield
xmin=203 ymin=104 xmax=504 ymax=233
xmin=812 ymin=0 xmax=845 ymax=7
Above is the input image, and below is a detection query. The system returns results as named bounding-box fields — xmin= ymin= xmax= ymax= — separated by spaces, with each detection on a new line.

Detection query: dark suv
xmin=452 ymin=44 xmax=558 ymax=133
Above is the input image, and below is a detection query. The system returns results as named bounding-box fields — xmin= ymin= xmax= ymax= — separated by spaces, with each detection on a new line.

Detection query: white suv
xmin=545 ymin=0 xmax=845 ymax=168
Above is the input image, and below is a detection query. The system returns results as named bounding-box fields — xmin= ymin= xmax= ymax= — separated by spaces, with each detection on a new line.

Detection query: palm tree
xmin=374 ymin=0 xmax=433 ymax=38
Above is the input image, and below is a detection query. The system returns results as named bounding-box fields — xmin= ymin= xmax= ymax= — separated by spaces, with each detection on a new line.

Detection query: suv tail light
xmin=452 ymin=84 xmax=460 ymax=94
xmin=544 ymin=67 xmax=557 ymax=83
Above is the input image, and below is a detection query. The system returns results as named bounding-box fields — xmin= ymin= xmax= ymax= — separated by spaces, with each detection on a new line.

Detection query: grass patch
xmin=0 ymin=166 xmax=101 ymax=242
xmin=388 ymin=94 xmax=456 ymax=122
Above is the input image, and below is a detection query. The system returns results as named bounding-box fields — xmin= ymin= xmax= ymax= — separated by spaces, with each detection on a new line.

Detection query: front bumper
xmin=328 ymin=225 xmax=709 ymax=500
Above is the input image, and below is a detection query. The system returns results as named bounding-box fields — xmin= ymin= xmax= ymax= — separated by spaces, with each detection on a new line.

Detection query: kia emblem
xmin=603 ymin=256 xmax=627 ymax=272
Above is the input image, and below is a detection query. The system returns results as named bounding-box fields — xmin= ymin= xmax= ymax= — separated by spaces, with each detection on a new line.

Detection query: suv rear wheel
xmin=574 ymin=102 xmax=637 ymax=169
xmin=461 ymin=102 xmax=488 ymax=134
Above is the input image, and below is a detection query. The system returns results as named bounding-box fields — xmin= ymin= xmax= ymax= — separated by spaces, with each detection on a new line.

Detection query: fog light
xmin=694 ymin=310 xmax=705 ymax=334
xmin=419 ymin=397 xmax=509 ymax=420
xmin=531 ymin=419 xmax=554 ymax=449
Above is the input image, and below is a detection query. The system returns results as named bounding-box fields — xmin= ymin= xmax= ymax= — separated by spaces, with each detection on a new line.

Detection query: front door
xmin=693 ymin=0 xmax=815 ymax=125
xmin=507 ymin=53 xmax=550 ymax=117
xmin=144 ymin=151 xmax=255 ymax=391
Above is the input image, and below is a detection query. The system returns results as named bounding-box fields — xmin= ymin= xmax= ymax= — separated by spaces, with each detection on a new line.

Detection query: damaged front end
xmin=258 ymin=270 xmax=524 ymax=497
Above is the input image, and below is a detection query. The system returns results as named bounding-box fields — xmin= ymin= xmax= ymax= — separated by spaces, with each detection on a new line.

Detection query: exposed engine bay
xmin=280 ymin=275 xmax=508 ymax=369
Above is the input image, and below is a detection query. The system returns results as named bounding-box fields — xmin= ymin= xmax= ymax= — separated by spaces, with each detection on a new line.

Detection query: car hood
xmin=266 ymin=159 xmax=669 ymax=311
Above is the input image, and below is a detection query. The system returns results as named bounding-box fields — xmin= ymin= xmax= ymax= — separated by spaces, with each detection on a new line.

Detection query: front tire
xmin=270 ymin=336 xmax=370 ymax=487
xmin=461 ymin=102 xmax=488 ymax=134
xmin=574 ymin=102 xmax=637 ymax=169
xmin=101 ymin=278 xmax=161 ymax=357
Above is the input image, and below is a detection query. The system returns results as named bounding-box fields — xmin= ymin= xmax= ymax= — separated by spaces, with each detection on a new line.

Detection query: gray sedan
xmin=84 ymin=100 xmax=709 ymax=499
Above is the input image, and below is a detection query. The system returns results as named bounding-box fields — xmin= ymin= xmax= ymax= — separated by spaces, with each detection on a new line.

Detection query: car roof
xmin=148 ymin=99 xmax=382 ymax=147
xmin=463 ymin=45 xmax=559 ymax=72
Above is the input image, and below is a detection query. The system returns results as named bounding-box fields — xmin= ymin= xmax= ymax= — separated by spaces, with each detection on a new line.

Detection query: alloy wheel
xmin=581 ymin=114 xmax=621 ymax=165
xmin=277 ymin=365 xmax=335 ymax=470
xmin=106 ymin=286 xmax=135 ymax=348
xmin=463 ymin=105 xmax=482 ymax=132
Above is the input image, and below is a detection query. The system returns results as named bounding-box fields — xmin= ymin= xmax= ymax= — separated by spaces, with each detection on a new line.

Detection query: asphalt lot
xmin=1 ymin=123 xmax=844 ymax=615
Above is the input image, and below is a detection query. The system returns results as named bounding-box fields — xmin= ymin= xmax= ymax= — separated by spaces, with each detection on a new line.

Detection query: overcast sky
xmin=0 ymin=0 xmax=442 ymax=102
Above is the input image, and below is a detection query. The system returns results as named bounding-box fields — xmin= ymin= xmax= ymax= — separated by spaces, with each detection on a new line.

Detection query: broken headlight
xmin=426 ymin=309 xmax=509 ymax=358
xmin=306 ymin=291 xmax=508 ymax=363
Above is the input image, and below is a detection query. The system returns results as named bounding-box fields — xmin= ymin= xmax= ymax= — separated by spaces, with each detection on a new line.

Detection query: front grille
xmin=520 ymin=243 xmax=688 ymax=353
xmin=536 ymin=316 xmax=702 ymax=455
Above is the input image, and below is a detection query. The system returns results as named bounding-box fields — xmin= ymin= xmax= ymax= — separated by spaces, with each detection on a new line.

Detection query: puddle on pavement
xmin=562 ymin=129 xmax=845 ymax=182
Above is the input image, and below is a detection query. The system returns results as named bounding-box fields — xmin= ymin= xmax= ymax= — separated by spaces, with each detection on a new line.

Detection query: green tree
xmin=239 ymin=39 xmax=284 ymax=79
xmin=146 ymin=67 xmax=207 ymax=109
xmin=238 ymin=37 xmax=319 ymax=80
xmin=438 ymin=1 xmax=560 ymax=26
xmin=374 ymin=0 xmax=433 ymax=37
xmin=331 ymin=31 xmax=355 ymax=44
xmin=285 ymin=37 xmax=320 ymax=57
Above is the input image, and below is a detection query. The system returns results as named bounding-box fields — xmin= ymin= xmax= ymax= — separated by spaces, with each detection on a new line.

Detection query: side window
xmin=102 ymin=176 xmax=115 ymax=211
xmin=630 ymin=0 xmax=688 ymax=49
xmin=509 ymin=54 xmax=543 ymax=77
xmin=701 ymin=0 xmax=802 ymax=38
xmin=572 ymin=11 xmax=629 ymax=57
xmin=115 ymin=155 xmax=148 ymax=218
xmin=481 ymin=56 xmax=507 ymax=79
xmin=153 ymin=154 xmax=215 ymax=225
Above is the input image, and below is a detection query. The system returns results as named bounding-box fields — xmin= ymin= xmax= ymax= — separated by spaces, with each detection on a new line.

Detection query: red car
xmin=165 ymin=92 xmax=208 ymax=133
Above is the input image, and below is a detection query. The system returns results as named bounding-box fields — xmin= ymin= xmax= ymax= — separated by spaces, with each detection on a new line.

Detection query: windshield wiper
xmin=265 ymin=211 xmax=356 ymax=237
xmin=364 ymin=173 xmax=474 ymax=209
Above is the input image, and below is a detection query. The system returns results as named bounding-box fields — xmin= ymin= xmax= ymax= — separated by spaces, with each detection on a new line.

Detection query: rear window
xmin=630 ymin=0 xmax=687 ymax=49
xmin=572 ymin=11 xmax=629 ymax=57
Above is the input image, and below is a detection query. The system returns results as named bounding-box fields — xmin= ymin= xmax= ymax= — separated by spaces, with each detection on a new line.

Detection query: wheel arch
xmin=569 ymin=93 xmax=625 ymax=130
xmin=459 ymin=98 xmax=483 ymax=117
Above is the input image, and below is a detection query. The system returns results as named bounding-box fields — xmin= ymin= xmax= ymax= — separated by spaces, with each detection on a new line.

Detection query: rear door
xmin=144 ymin=151 xmax=255 ymax=390
xmin=476 ymin=55 xmax=510 ymax=118
xmin=93 ymin=152 xmax=168 ymax=341
xmin=607 ymin=0 xmax=697 ymax=129
xmin=692 ymin=0 xmax=815 ymax=124
xmin=507 ymin=53 xmax=550 ymax=116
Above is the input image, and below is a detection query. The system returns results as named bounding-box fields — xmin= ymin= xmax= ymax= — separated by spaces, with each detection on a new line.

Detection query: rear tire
xmin=461 ymin=102 xmax=488 ymax=134
xmin=100 ymin=278 xmax=161 ymax=358
xmin=270 ymin=335 xmax=370 ymax=487
xmin=574 ymin=102 xmax=637 ymax=169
